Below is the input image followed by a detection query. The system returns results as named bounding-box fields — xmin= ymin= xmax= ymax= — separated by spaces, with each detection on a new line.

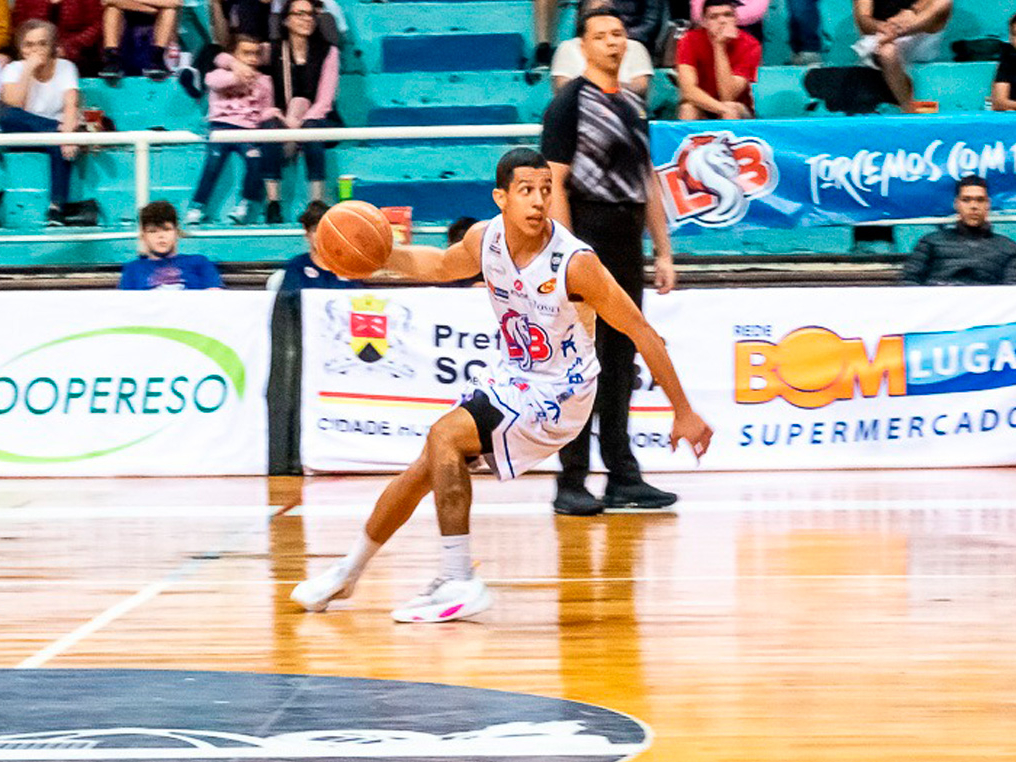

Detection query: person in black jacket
xmin=901 ymin=176 xmax=1016 ymax=285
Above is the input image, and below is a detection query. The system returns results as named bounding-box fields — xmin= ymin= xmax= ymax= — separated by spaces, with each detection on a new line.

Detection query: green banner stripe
xmin=2 ymin=327 xmax=246 ymax=398
xmin=0 ymin=428 xmax=165 ymax=463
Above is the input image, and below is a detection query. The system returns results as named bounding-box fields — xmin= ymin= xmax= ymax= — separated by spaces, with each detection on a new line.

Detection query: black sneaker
xmin=178 ymin=67 xmax=203 ymax=99
xmin=98 ymin=49 xmax=122 ymax=82
xmin=266 ymin=200 xmax=282 ymax=224
xmin=552 ymin=485 xmax=604 ymax=516
xmin=603 ymin=481 xmax=678 ymax=510
xmin=533 ymin=42 xmax=553 ymax=69
xmin=46 ymin=204 xmax=65 ymax=227
xmin=143 ymin=47 xmax=171 ymax=81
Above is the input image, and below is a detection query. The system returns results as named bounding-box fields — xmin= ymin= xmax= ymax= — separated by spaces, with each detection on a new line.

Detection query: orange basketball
xmin=314 ymin=200 xmax=394 ymax=279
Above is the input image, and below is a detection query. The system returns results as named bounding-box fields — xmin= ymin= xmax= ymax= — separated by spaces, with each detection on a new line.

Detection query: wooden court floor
xmin=2 ymin=469 xmax=1016 ymax=761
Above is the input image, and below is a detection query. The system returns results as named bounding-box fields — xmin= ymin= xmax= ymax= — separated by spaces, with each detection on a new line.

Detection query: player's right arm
xmin=566 ymin=250 xmax=712 ymax=459
xmin=385 ymin=222 xmax=485 ymax=283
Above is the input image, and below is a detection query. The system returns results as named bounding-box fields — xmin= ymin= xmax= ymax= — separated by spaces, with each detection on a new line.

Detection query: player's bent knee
xmin=426 ymin=408 xmax=482 ymax=460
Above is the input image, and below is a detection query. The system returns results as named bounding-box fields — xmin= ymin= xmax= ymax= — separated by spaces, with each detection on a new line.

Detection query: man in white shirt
xmin=551 ymin=0 xmax=655 ymax=96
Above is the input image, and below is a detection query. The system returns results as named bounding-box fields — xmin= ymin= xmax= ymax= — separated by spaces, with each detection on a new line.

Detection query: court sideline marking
xmin=14 ymin=511 xmax=278 ymax=670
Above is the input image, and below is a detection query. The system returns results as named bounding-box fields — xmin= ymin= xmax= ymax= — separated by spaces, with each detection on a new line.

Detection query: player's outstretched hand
xmin=670 ymin=412 xmax=713 ymax=461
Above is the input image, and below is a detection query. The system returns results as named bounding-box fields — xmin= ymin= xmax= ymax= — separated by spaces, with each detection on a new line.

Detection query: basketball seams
xmin=319 ymin=214 xmax=376 ymax=278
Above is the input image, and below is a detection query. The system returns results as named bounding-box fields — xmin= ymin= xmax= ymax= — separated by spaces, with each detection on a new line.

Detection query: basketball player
xmin=291 ymin=147 xmax=712 ymax=623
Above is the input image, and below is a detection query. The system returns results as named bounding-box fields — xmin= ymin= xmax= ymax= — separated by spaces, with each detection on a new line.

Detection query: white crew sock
xmin=440 ymin=534 xmax=473 ymax=581
xmin=342 ymin=530 xmax=381 ymax=577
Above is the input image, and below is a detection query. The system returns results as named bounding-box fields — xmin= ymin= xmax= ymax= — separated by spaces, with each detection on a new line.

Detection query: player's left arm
xmin=385 ymin=222 xmax=484 ymax=283
xmin=645 ymin=162 xmax=676 ymax=294
xmin=567 ymin=251 xmax=712 ymax=459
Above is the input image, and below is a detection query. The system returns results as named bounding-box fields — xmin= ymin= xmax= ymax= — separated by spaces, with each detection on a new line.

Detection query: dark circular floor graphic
xmin=0 ymin=669 xmax=649 ymax=761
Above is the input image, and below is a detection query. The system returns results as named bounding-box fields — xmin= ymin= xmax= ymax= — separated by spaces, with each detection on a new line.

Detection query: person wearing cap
xmin=675 ymin=0 xmax=761 ymax=120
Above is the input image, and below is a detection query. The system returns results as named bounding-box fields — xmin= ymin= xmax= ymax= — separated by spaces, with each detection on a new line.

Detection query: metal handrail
xmin=0 ymin=124 xmax=543 ymax=208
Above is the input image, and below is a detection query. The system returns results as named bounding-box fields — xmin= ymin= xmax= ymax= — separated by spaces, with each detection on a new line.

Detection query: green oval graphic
xmin=0 ymin=326 xmax=246 ymax=463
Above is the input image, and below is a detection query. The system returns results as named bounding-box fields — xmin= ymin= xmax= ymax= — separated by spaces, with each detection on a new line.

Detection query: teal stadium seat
xmin=0 ymin=0 xmax=1009 ymax=265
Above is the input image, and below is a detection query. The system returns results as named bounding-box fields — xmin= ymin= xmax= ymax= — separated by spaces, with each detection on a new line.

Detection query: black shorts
xmin=459 ymin=390 xmax=504 ymax=456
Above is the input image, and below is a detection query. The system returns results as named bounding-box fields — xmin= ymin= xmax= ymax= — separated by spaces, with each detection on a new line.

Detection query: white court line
xmin=3 ymin=573 xmax=1016 ymax=590
xmin=4 ymin=498 xmax=1016 ymax=521
xmin=14 ymin=515 xmax=272 ymax=669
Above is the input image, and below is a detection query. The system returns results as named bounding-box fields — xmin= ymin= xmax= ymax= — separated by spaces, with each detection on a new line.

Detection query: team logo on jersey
xmin=656 ymin=131 xmax=778 ymax=228
xmin=550 ymin=251 xmax=564 ymax=272
xmin=500 ymin=309 xmax=552 ymax=372
xmin=538 ymin=278 xmax=557 ymax=294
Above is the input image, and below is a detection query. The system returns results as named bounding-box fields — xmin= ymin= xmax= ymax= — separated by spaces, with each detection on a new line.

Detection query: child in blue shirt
xmin=120 ymin=201 xmax=223 ymax=290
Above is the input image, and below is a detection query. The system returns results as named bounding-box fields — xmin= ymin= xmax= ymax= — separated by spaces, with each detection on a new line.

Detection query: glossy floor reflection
xmin=2 ymin=470 xmax=1016 ymax=761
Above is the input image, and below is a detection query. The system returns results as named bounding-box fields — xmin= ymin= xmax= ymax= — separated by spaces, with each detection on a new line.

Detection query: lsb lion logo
xmin=656 ymin=131 xmax=778 ymax=228
xmin=500 ymin=309 xmax=552 ymax=372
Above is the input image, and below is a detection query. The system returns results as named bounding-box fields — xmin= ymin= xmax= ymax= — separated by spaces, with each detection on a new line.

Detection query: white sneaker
xmin=391 ymin=575 xmax=491 ymax=623
xmin=290 ymin=560 xmax=358 ymax=613
xmin=228 ymin=199 xmax=251 ymax=224
xmin=184 ymin=206 xmax=205 ymax=225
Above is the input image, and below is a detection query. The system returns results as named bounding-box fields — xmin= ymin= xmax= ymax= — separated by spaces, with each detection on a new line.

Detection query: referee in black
xmin=542 ymin=6 xmax=678 ymax=516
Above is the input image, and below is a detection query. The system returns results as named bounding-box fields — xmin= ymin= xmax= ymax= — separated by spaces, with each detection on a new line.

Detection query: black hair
xmin=576 ymin=7 xmax=624 ymax=38
xmin=281 ymin=0 xmax=323 ymax=16
xmin=447 ymin=216 xmax=479 ymax=245
xmin=495 ymin=148 xmax=549 ymax=190
xmin=231 ymin=33 xmax=263 ymax=51
xmin=299 ymin=199 xmax=331 ymax=231
xmin=139 ymin=200 xmax=178 ymax=229
xmin=702 ymin=0 xmax=743 ymax=12
xmin=1010 ymin=11 xmax=1016 ymax=28
xmin=956 ymin=175 xmax=989 ymax=196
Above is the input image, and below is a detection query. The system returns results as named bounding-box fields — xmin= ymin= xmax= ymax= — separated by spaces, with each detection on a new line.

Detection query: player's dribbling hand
xmin=670 ymin=412 xmax=713 ymax=462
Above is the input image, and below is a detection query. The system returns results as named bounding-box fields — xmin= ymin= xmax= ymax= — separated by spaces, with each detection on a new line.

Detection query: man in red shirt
xmin=675 ymin=0 xmax=761 ymax=120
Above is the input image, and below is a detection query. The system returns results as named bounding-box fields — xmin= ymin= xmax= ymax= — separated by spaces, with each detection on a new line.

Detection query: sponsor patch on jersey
xmin=538 ymin=278 xmax=557 ymax=295
xmin=550 ymin=251 xmax=564 ymax=272
xmin=487 ymin=281 xmax=510 ymax=301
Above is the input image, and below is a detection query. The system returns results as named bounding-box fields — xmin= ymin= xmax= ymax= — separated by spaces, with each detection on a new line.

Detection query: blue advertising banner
xmin=650 ymin=113 xmax=1016 ymax=232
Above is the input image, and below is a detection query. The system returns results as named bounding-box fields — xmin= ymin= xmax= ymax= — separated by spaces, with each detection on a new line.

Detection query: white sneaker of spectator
xmin=228 ymin=200 xmax=251 ymax=225
xmin=184 ymin=206 xmax=205 ymax=225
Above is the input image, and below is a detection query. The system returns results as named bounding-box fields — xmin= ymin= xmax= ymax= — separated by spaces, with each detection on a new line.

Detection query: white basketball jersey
xmin=480 ymin=216 xmax=601 ymax=389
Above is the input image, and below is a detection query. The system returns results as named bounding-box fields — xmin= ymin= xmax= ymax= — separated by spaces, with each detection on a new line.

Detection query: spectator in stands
xmin=98 ymin=0 xmax=180 ymax=81
xmin=690 ymin=0 xmax=767 ymax=50
xmin=259 ymin=0 xmax=340 ymax=224
xmin=11 ymin=0 xmax=102 ymax=75
xmin=551 ymin=0 xmax=655 ymax=97
xmin=611 ymin=0 xmax=665 ymax=50
xmin=185 ymin=34 xmax=275 ymax=226
xmin=120 ymin=200 xmax=224 ymax=289
xmin=785 ymin=0 xmax=821 ymax=64
xmin=211 ymin=0 xmax=270 ymax=48
xmin=852 ymin=0 xmax=952 ymax=113
xmin=991 ymin=12 xmax=1016 ymax=112
xmin=272 ymin=200 xmax=362 ymax=290
xmin=676 ymin=0 xmax=760 ymax=120
xmin=901 ymin=177 xmax=1016 ymax=286
xmin=0 ymin=20 xmax=81 ymax=225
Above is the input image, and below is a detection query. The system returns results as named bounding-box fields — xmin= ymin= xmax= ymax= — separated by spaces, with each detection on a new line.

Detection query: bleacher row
xmin=0 ymin=0 xmax=1011 ymax=268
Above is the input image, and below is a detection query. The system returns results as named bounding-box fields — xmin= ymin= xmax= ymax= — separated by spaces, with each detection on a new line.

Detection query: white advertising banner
xmin=0 ymin=291 xmax=273 ymax=476
xmin=302 ymin=286 xmax=1016 ymax=472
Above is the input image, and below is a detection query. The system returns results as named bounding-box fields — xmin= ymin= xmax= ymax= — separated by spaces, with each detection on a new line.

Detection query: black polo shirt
xmin=541 ymin=76 xmax=650 ymax=205
xmin=994 ymin=45 xmax=1016 ymax=95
